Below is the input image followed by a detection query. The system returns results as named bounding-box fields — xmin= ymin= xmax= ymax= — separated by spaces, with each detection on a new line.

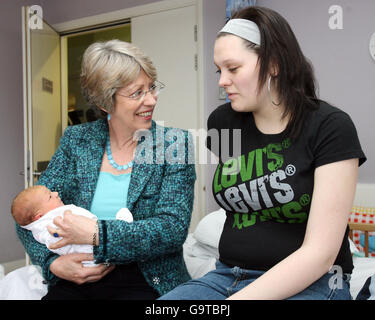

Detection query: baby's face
xmin=34 ymin=186 xmax=64 ymax=216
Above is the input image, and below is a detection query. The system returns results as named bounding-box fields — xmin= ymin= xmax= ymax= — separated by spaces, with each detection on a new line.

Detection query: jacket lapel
xmin=127 ymin=122 xmax=157 ymax=211
xmin=78 ymin=120 xmax=108 ymax=210
xmin=78 ymin=119 xmax=156 ymax=212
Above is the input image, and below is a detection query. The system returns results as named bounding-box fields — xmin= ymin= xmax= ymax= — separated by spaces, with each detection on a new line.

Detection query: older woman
xmin=16 ymin=40 xmax=196 ymax=300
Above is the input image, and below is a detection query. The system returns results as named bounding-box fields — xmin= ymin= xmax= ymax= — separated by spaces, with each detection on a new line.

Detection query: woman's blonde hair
xmin=11 ymin=186 xmax=43 ymax=226
xmin=80 ymin=39 xmax=157 ymax=114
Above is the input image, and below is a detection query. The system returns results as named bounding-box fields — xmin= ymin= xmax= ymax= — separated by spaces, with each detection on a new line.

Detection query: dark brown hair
xmin=222 ymin=6 xmax=318 ymax=139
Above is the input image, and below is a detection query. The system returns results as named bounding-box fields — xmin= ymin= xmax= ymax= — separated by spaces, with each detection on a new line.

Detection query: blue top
xmin=90 ymin=171 xmax=131 ymax=220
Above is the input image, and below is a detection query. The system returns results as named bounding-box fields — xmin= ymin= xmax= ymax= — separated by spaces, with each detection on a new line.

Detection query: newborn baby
xmin=11 ymin=185 xmax=133 ymax=266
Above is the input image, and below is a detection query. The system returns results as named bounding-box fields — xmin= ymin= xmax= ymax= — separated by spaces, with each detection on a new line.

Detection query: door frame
xmin=22 ymin=6 xmax=30 ymax=189
xmin=56 ymin=0 xmax=206 ymax=229
xmin=22 ymin=6 xmax=63 ymax=265
xmin=56 ymin=0 xmax=205 ymax=134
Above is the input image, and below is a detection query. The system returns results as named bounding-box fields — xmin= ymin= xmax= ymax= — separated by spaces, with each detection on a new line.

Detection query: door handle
xmin=19 ymin=171 xmax=42 ymax=176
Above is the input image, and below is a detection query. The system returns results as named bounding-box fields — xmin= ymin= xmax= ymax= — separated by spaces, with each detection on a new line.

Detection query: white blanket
xmin=350 ymin=257 xmax=375 ymax=299
xmin=0 ymin=265 xmax=47 ymax=300
xmin=21 ymin=205 xmax=133 ymax=267
xmin=22 ymin=204 xmax=97 ymax=266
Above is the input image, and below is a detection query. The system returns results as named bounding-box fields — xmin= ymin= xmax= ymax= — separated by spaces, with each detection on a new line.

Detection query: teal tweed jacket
xmin=16 ymin=119 xmax=196 ymax=296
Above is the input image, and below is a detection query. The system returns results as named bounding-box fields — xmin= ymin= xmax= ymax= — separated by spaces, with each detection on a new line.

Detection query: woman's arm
xmin=49 ymin=253 xmax=114 ymax=285
xmin=15 ymin=127 xmax=75 ymax=284
xmin=228 ymin=158 xmax=358 ymax=300
xmin=16 ymin=224 xmax=60 ymax=284
xmin=99 ymin=163 xmax=195 ymax=263
xmin=48 ymin=161 xmax=195 ymax=262
xmin=96 ymin=131 xmax=196 ymax=263
xmin=16 ymin=127 xmax=109 ymax=285
xmin=48 ymin=131 xmax=196 ymax=264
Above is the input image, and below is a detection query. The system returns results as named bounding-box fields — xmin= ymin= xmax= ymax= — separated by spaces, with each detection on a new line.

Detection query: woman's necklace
xmin=106 ymin=136 xmax=134 ymax=171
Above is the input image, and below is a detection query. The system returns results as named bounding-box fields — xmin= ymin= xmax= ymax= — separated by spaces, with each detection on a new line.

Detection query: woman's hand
xmin=50 ymin=253 xmax=114 ymax=285
xmin=47 ymin=210 xmax=97 ymax=249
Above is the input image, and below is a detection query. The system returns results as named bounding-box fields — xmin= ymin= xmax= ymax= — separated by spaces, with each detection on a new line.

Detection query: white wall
xmin=202 ymin=0 xmax=227 ymax=213
xmin=0 ymin=0 xmax=38 ymax=264
xmin=256 ymin=0 xmax=375 ymax=183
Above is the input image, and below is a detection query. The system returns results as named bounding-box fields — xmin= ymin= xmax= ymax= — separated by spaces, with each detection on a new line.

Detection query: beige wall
xmin=31 ymin=22 xmax=61 ymax=172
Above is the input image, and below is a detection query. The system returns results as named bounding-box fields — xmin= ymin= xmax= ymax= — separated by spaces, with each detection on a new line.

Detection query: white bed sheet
xmin=0 ymin=244 xmax=374 ymax=300
xmin=0 ymin=265 xmax=47 ymax=300
xmin=0 ymin=264 xmax=4 ymax=280
xmin=350 ymin=256 xmax=375 ymax=299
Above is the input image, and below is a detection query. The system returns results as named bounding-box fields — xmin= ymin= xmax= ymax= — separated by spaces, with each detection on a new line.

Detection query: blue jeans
xmin=159 ymin=261 xmax=352 ymax=300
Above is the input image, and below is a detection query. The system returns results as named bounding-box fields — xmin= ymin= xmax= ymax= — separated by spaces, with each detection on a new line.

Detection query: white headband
xmin=219 ymin=18 xmax=261 ymax=46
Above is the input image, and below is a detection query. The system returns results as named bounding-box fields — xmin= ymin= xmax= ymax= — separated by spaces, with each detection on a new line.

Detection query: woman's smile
xmin=135 ymin=108 xmax=153 ymax=120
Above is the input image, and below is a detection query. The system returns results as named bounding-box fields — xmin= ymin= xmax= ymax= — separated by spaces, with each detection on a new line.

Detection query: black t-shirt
xmin=206 ymin=100 xmax=366 ymax=273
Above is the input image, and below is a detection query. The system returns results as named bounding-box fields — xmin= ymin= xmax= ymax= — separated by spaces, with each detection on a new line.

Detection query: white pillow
xmin=195 ymin=213 xmax=359 ymax=252
xmin=356 ymin=274 xmax=375 ymax=300
xmin=193 ymin=208 xmax=226 ymax=249
xmin=0 ymin=265 xmax=47 ymax=300
xmin=0 ymin=264 xmax=4 ymax=280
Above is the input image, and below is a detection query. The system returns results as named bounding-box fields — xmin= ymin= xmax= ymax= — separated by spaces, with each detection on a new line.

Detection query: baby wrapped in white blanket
xmin=22 ymin=204 xmax=97 ymax=266
xmin=12 ymin=186 xmax=133 ymax=267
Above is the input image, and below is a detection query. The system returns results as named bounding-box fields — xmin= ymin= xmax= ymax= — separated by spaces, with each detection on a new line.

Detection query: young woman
xmin=160 ymin=6 xmax=366 ymax=300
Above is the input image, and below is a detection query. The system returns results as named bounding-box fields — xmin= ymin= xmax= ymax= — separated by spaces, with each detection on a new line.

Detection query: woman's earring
xmin=267 ymin=76 xmax=281 ymax=106
xmin=107 ymin=113 xmax=111 ymax=121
